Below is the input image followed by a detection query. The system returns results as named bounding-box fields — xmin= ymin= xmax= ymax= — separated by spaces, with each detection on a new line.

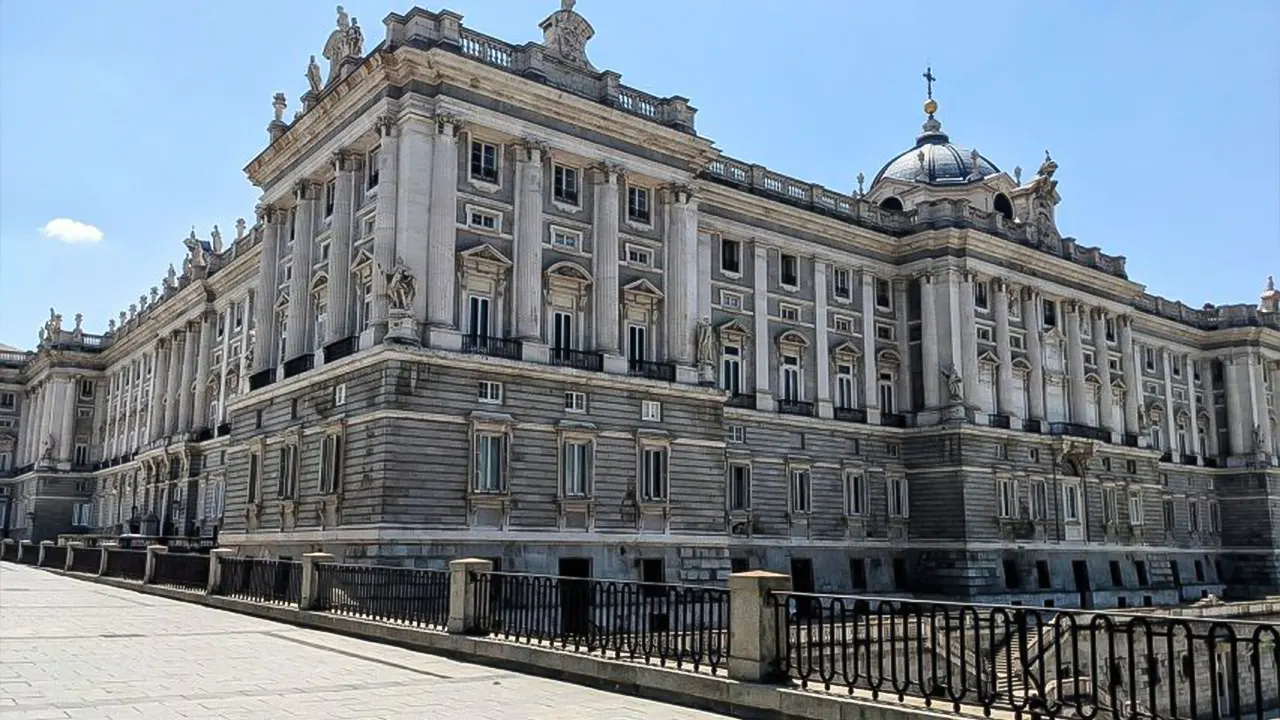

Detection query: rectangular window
xmin=976 ymin=326 xmax=993 ymax=342
xmin=1109 ymin=357 xmax=1121 ymax=372
xmin=836 ymin=363 xmax=855 ymax=409
xmin=1110 ymin=561 xmax=1124 ymax=587
xmin=1063 ymin=483 xmax=1081 ymax=522
xmin=728 ymin=425 xmax=745 ymax=443
xmin=1031 ymin=481 xmax=1048 ymax=519
xmin=834 ymin=316 xmax=853 ymax=334
xmin=721 ymin=345 xmax=742 ymax=396
xmin=562 ymin=440 xmax=592 ymax=497
xmin=789 ymin=468 xmax=811 ymax=513
xmin=833 ymin=268 xmax=851 ymax=300
xmin=878 ymin=372 xmax=896 ymax=414
xmin=974 ymin=281 xmax=989 ymax=310
xmin=74 ymin=444 xmax=89 ymax=466
xmin=564 ymin=391 xmax=587 ymax=413
xmin=80 ymin=380 xmax=94 ymax=398
xmin=628 ymin=324 xmax=647 ymax=363
xmin=876 ymin=323 xmax=894 ymax=341
xmin=626 ymin=245 xmax=652 ymax=267
xmin=875 ymin=279 xmax=892 ymax=310
xmin=1135 ymin=560 xmax=1149 ymax=587
xmin=780 ymin=304 xmax=799 ymax=322
xmin=888 ymin=477 xmax=908 ymax=517
xmin=1029 ymin=448 xmax=1041 ymax=463
xmin=552 ymin=311 xmax=574 ymax=351
xmin=474 ymin=433 xmax=506 ymax=493
xmin=641 ymin=447 xmax=667 ymax=501
xmin=997 ymin=478 xmax=1018 ymax=518
xmin=333 ymin=383 xmax=347 ymax=406
xmin=641 ymin=399 xmax=662 ymax=421
xmin=1084 ymin=350 xmax=1095 ymax=366
xmin=552 ymin=164 xmax=579 ymax=205
xmin=728 ymin=463 xmax=751 ymax=511
xmin=719 ymin=290 xmax=742 ymax=310
xmin=850 ymin=558 xmax=868 ymax=590
xmin=1010 ymin=334 xmax=1025 ymax=350
xmin=1042 ymin=299 xmax=1057 ymax=328
xmin=1163 ymin=498 xmax=1176 ymax=530
xmin=1105 ymin=317 xmax=1116 ymax=343
xmin=1209 ymin=502 xmax=1220 ymax=533
xmin=72 ymin=502 xmax=93 ymax=527
xmin=1103 ymin=487 xmax=1117 ymax=524
xmin=468 ymin=208 xmax=499 ymax=230
xmin=1192 ymin=360 xmax=1201 ymax=382
xmin=324 ymin=179 xmax=336 ymax=218
xmin=1189 ymin=500 xmax=1201 ymax=533
xmin=550 ymin=227 xmax=580 ymax=249
xmin=780 ymin=253 xmax=798 ymax=287
xmin=846 ymin=471 xmax=867 ymax=516
xmin=366 ymin=146 xmax=380 ymax=189
xmin=319 ymin=434 xmax=344 ymax=494
xmin=359 ymin=280 xmax=373 ymax=329
xmin=721 ymin=238 xmax=741 ymax=274
xmin=1172 ymin=356 xmax=1182 ymax=378
xmin=781 ymin=354 xmax=801 ymax=401
xmin=1144 ymin=347 xmax=1156 ymax=371
xmin=468 ymin=295 xmax=491 ymax=338
xmin=477 ymin=381 xmax=503 ymax=404
xmin=0 ymin=453 xmax=9 ymax=471
xmin=469 ymin=140 xmax=499 ymax=183
xmin=276 ymin=445 xmax=298 ymax=500
xmin=627 ymin=186 xmax=651 ymax=224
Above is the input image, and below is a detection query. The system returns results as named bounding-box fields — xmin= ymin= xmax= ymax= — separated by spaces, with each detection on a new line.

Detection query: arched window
xmin=879 ymin=196 xmax=904 ymax=212
xmin=993 ymin=193 xmax=1013 ymax=220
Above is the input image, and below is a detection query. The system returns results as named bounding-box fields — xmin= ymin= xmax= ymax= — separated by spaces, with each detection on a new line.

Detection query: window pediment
xmin=1084 ymin=372 xmax=1103 ymax=387
xmin=310 ymin=272 xmax=329 ymax=292
xmin=1011 ymin=357 xmax=1033 ymax=372
xmin=876 ymin=348 xmax=901 ymax=366
xmin=351 ymin=248 xmax=374 ymax=271
xmin=274 ymin=291 xmax=290 ymax=311
xmin=460 ymin=243 xmax=513 ymax=275
xmin=978 ymin=350 xmax=1000 ymax=366
xmin=622 ymin=278 xmax=664 ymax=299
xmin=776 ymin=329 xmax=809 ymax=349
xmin=717 ymin=319 xmax=751 ymax=341
xmin=831 ymin=340 xmax=861 ymax=359
xmin=545 ymin=260 xmax=593 ymax=288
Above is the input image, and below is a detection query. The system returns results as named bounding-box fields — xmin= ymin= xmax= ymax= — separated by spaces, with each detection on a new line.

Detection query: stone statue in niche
xmin=540 ymin=0 xmax=595 ymax=71
xmin=323 ymin=6 xmax=352 ymax=82
xmin=383 ymin=257 xmax=416 ymax=313
xmin=306 ymin=55 xmax=323 ymax=93
xmin=941 ymin=364 xmax=964 ymax=403
xmin=695 ymin=318 xmax=714 ymax=369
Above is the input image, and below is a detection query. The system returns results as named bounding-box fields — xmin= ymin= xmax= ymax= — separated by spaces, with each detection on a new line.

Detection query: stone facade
xmin=3 ymin=4 xmax=1279 ymax=608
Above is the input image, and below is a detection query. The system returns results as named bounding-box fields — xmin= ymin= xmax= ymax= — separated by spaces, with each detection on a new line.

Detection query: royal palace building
xmin=2 ymin=3 xmax=1278 ymax=608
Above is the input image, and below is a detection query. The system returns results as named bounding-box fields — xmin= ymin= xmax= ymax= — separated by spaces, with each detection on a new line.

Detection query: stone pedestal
xmin=384 ymin=311 xmax=421 ymax=347
xmin=208 ymin=548 xmax=236 ymax=594
xmin=426 ymin=327 xmax=462 ymax=352
xmin=448 ymin=558 xmax=493 ymax=634
xmin=601 ymin=353 xmax=628 ymax=375
xmin=300 ymin=552 xmax=335 ymax=610
xmin=675 ymin=365 xmax=700 ymax=385
xmin=144 ymin=544 xmax=167 ymax=584
xmin=754 ymin=392 xmax=776 ymax=413
xmin=520 ymin=342 xmax=549 ymax=364
xmin=727 ymin=571 xmax=791 ymax=682
xmin=38 ymin=540 xmax=53 ymax=567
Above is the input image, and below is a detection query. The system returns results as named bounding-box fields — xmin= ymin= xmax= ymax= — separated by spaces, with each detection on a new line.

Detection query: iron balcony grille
xmin=627 ymin=360 xmax=676 ymax=382
xmin=1023 ymin=419 xmax=1043 ymax=433
xmin=461 ymin=334 xmax=523 ymax=360
xmin=282 ymin=354 xmax=314 ymax=379
xmin=776 ymin=399 xmax=814 ymax=417
xmin=988 ymin=413 xmax=1012 ymax=429
xmin=833 ymin=407 xmax=868 ymax=423
xmin=880 ymin=412 xmax=908 ymax=428
xmin=725 ymin=393 xmax=755 ymax=409
xmin=323 ymin=336 xmax=359 ymax=363
xmin=248 ymin=368 xmax=276 ymax=391
xmin=549 ymin=348 xmax=604 ymax=372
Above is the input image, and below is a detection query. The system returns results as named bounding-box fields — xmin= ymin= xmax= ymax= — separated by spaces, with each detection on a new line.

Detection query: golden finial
xmin=922 ymin=66 xmax=938 ymax=116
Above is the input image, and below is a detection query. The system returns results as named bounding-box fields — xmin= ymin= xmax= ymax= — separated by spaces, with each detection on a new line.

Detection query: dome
xmin=871 ymin=112 xmax=1000 ymax=188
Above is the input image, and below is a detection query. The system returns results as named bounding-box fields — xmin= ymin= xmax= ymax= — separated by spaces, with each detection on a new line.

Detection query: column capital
xmin=294 ymin=180 xmax=321 ymax=202
xmin=254 ymin=203 xmax=280 ymax=224
xmin=1019 ymin=285 xmax=1039 ymax=302
xmin=859 ymin=266 xmax=877 ymax=282
xmin=660 ymin=184 xmax=696 ymax=204
xmin=333 ymin=149 xmax=363 ymax=173
xmin=433 ymin=112 xmax=462 ymax=136
xmin=1091 ymin=307 xmax=1109 ymax=322
xmin=960 ymin=269 xmax=978 ymax=284
xmin=915 ymin=269 xmax=935 ymax=284
xmin=514 ymin=139 xmax=547 ymax=162
xmin=1065 ymin=299 xmax=1084 ymax=314
xmin=375 ymin=113 xmax=398 ymax=138
xmin=588 ymin=162 xmax=623 ymax=184
xmin=991 ymin=276 xmax=1010 ymax=294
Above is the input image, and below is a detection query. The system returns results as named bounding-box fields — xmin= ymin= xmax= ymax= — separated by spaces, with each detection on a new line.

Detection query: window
xmin=974 ymin=281 xmax=989 ymax=310
xmin=850 ymin=558 xmax=868 ymax=590
xmin=627 ymin=185 xmax=651 ymax=224
xmin=550 ymin=227 xmax=580 ymax=249
xmin=1010 ymin=334 xmax=1024 ymax=350
xmin=628 ymin=324 xmax=647 ymax=363
xmin=1126 ymin=459 xmax=1138 ymax=474
xmin=728 ymin=425 xmax=746 ymax=443
xmin=641 ymin=400 xmax=662 ymax=421
xmin=719 ymin=290 xmax=742 ymax=310
xmin=72 ymin=502 xmax=93 ymax=527
xmin=1031 ymin=481 xmax=1048 ymax=520
xmin=626 ymin=245 xmax=652 ymax=267
xmin=875 ymin=279 xmax=892 ymax=310
xmin=789 ymin=468 xmax=811 ymax=513
xmin=997 ymin=478 xmax=1018 ymax=518
xmin=469 ymin=140 xmax=499 ymax=183
xmin=552 ymin=164 xmax=579 ymax=205
xmin=1036 ymin=560 xmax=1052 ymax=590
xmin=1102 ymin=457 xmax=1113 ymax=472
xmin=1209 ymin=502 xmax=1220 ymax=533
xmin=477 ymin=381 xmax=503 ymax=404
xmin=846 ymin=471 xmax=867 ymax=516
xmin=780 ymin=253 xmax=798 ymax=287
xmin=276 ymin=445 xmax=298 ymax=499
xmin=833 ymin=268 xmax=851 ymax=300
xmin=319 ymin=434 xmax=343 ymax=494
xmin=1144 ymin=347 xmax=1156 ymax=371
xmin=468 ymin=207 xmax=499 ymax=231
xmin=71 ymin=443 xmax=89 ymax=466
xmin=995 ymin=444 xmax=1007 ymax=460
xmin=887 ymin=442 xmax=900 ymax=458
xmin=876 ymin=323 xmax=894 ymax=341
xmin=323 ymin=179 xmax=336 ymax=218
xmin=561 ymin=440 xmax=592 ymax=497
xmin=468 ymin=295 xmax=491 ymax=338
xmin=1110 ymin=561 xmax=1125 ymax=587
xmin=358 ymin=280 xmax=373 ymax=329
xmin=976 ymin=326 xmax=993 ymax=342
xmin=888 ymin=476 xmax=909 ymax=517
xmin=641 ymin=447 xmax=667 ymax=501
xmin=721 ymin=345 xmax=742 ymax=396
xmin=1189 ymin=500 xmax=1201 ymax=533
xmin=0 ymin=453 xmax=8 ymax=472
xmin=781 ymin=354 xmax=801 ymax=401
xmin=1192 ymin=360 xmax=1201 ymax=382
xmin=728 ymin=464 xmax=751 ymax=511
xmin=333 ymin=383 xmax=347 ymax=406
xmin=474 ymin=433 xmax=506 ymax=493
xmin=564 ymin=391 xmax=587 ymax=413
xmin=1029 ymin=448 xmax=1041 ymax=463
xmin=1105 ymin=317 xmax=1116 ymax=343
xmin=80 ymin=380 xmax=94 ymax=398
xmin=1042 ymin=299 xmax=1057 ymax=328
xmin=1102 ymin=487 xmax=1117 ymax=524
xmin=721 ymin=238 xmax=741 ymax=274
xmin=1172 ymin=356 xmax=1182 ymax=378
xmin=1163 ymin=498 xmax=1176 ymax=530
xmin=551 ymin=311 xmax=574 ymax=352
xmin=1003 ymin=559 xmax=1021 ymax=590
xmin=836 ymin=363 xmax=855 ymax=409
xmin=834 ymin=316 xmax=853 ymax=334
xmin=366 ymin=145 xmax=380 ymax=189
xmin=362 ymin=215 xmax=376 ymax=240
xmin=878 ymin=372 xmax=895 ymax=414
xmin=780 ymin=304 xmax=799 ymax=322
xmin=1134 ymin=560 xmax=1149 ymax=587
xmin=1109 ymin=357 xmax=1121 ymax=372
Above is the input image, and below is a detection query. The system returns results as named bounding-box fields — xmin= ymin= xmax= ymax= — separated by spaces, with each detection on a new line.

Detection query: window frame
xmin=720 ymin=237 xmax=741 ymax=275
xmin=477 ymin=380 xmax=503 ymax=404
xmin=779 ymin=253 xmax=799 ymax=288
xmin=564 ymin=391 xmax=588 ymax=413
xmin=626 ymin=184 xmax=652 ymax=225
xmin=472 ymin=431 xmax=508 ymax=494
xmin=319 ymin=432 xmax=344 ymax=495
xmin=639 ymin=445 xmax=669 ymax=503
xmin=468 ymin=139 xmax=501 ymax=185
xmin=845 ymin=470 xmax=868 ymax=517
xmin=887 ymin=476 xmax=909 ymax=518
xmin=728 ymin=462 xmax=752 ymax=511
xmin=997 ymin=478 xmax=1018 ymax=519
xmin=788 ymin=466 xmax=812 ymax=514
xmin=551 ymin=163 xmax=580 ymax=207
xmin=560 ymin=437 xmax=593 ymax=498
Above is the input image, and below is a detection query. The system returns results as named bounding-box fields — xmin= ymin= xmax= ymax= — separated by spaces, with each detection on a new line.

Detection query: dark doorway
xmin=558 ymin=557 xmax=591 ymax=637
xmin=879 ymin=196 xmax=904 ymax=212
xmin=790 ymin=558 xmax=815 ymax=618
xmin=993 ymin=193 xmax=1014 ymax=221
xmin=1072 ymin=560 xmax=1093 ymax=609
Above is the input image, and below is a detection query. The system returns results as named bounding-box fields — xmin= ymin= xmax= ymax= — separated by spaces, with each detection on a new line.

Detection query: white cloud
xmin=40 ymin=218 xmax=103 ymax=245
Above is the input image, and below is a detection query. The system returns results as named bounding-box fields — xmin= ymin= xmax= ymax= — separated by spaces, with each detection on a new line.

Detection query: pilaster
xmin=326 ymin=150 xmax=360 ymax=346
xmin=164 ymin=332 xmax=183 ymax=435
xmin=251 ymin=205 xmax=281 ymax=372
xmin=1186 ymin=353 xmax=1200 ymax=460
xmin=396 ymin=114 xmax=434 ymax=326
xmin=177 ymin=322 xmax=198 ymax=432
xmin=893 ymin=279 xmax=912 ymax=413
xmin=752 ymin=243 xmax=773 ymax=410
xmin=371 ymin=115 xmax=400 ymax=337
xmin=663 ymin=185 xmax=698 ymax=366
xmin=1119 ymin=315 xmax=1140 ymax=434
xmin=813 ymin=260 xmax=832 ymax=419
xmin=1224 ymin=354 xmax=1248 ymax=456
xmin=426 ymin=115 xmax=459 ymax=330
xmin=1161 ymin=348 xmax=1176 ymax=452
xmin=193 ymin=312 xmax=215 ymax=429
xmin=1092 ymin=309 xmax=1112 ymax=431
xmin=512 ymin=141 xmax=545 ymax=341
xmin=590 ymin=164 xmax=621 ymax=354
xmin=959 ymin=271 xmax=980 ymax=405
xmin=1021 ymin=287 xmax=1046 ymax=421
xmin=859 ymin=269 xmax=880 ymax=422
xmin=149 ymin=340 xmax=169 ymax=441
xmin=993 ymin=278 xmax=1014 ymax=418
xmin=1064 ymin=300 xmax=1087 ymax=424
xmin=1204 ymin=355 xmax=1220 ymax=456
xmin=57 ymin=377 xmax=75 ymax=463
xmin=1250 ymin=353 xmax=1274 ymax=456
xmin=920 ymin=271 xmax=940 ymax=408
xmin=286 ymin=181 xmax=320 ymax=361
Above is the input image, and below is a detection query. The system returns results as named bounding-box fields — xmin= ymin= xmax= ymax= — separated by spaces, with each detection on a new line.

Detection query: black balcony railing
xmin=103 ymin=549 xmax=147 ymax=580
xmin=834 ymin=407 xmax=867 ymax=423
xmin=282 ymin=353 xmax=314 ymax=379
xmin=725 ymin=393 xmax=755 ymax=409
xmin=151 ymin=552 xmax=209 ymax=591
xmin=194 ymin=427 xmax=214 ymax=443
xmin=248 ymin=368 xmax=276 ymax=391
xmin=988 ymin=413 xmax=1012 ymax=429
xmin=549 ymin=347 xmax=604 ymax=372
xmin=1160 ymin=451 xmax=1174 ymax=463
xmin=1023 ymin=419 xmax=1043 ymax=433
xmin=1122 ymin=433 xmax=1139 ymax=448
xmin=777 ymin=399 xmax=815 ymax=417
xmin=880 ymin=412 xmax=908 ymax=428
xmin=314 ymin=564 xmax=450 ymax=630
xmin=462 ymin=334 xmax=523 ymax=360
xmin=1204 ymin=456 xmax=1220 ymax=468
xmin=213 ymin=557 xmax=300 ymax=606
xmin=471 ymin=571 xmax=729 ymax=675
xmin=323 ymin=335 xmax=360 ymax=364
xmin=215 ymin=423 xmax=232 ymax=438
xmin=1180 ymin=454 xmax=1198 ymax=466
xmin=1046 ymin=422 xmax=1111 ymax=443
xmin=627 ymin=359 xmax=676 ymax=382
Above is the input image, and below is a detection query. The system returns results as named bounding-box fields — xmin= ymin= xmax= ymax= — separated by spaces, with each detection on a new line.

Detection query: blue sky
xmin=1 ymin=1 xmax=1276 ymax=350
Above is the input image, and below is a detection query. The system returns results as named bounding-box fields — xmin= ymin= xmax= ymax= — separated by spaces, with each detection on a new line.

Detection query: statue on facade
xmin=941 ymin=364 xmax=964 ymax=403
xmin=235 ymin=218 xmax=247 ymax=239
xmin=1252 ymin=424 xmax=1263 ymax=453
xmin=211 ymin=225 xmax=223 ymax=254
xmin=108 ymin=318 xmax=116 ymax=333
xmin=73 ymin=313 xmax=83 ymax=334
xmin=306 ymin=55 xmax=323 ymax=93
xmin=272 ymin=93 xmax=287 ymax=124
xmin=150 ymin=287 xmax=159 ymax=303
xmin=383 ymin=257 xmax=415 ymax=312
xmin=695 ymin=318 xmax=714 ymax=369
xmin=127 ymin=305 xmax=136 ymax=321
xmin=347 ymin=18 xmax=364 ymax=58
xmin=540 ymin=0 xmax=595 ymax=71
xmin=323 ymin=6 xmax=353 ymax=82
xmin=39 ymin=435 xmax=54 ymax=461
xmin=47 ymin=307 xmax=62 ymax=335
xmin=165 ymin=264 xmax=177 ymax=288
xmin=119 ymin=310 xmax=128 ymax=326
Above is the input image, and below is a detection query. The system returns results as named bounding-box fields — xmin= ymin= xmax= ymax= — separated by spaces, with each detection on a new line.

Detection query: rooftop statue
xmin=540 ymin=0 xmax=595 ymax=71
xmin=323 ymin=6 xmax=354 ymax=82
xmin=306 ymin=55 xmax=323 ymax=93
xmin=211 ymin=225 xmax=223 ymax=254
xmin=235 ymin=218 xmax=247 ymax=239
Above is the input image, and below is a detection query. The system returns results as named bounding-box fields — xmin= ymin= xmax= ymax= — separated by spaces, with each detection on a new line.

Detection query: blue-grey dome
xmin=871 ymin=118 xmax=1000 ymax=188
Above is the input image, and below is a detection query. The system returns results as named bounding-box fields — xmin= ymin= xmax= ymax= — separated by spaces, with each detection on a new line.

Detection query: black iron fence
xmin=39 ymin=545 xmax=67 ymax=569
xmin=69 ymin=547 xmax=102 ymax=574
xmin=213 ymin=557 xmax=300 ymax=605
xmin=152 ymin=552 xmax=209 ymax=591
xmin=103 ymin=549 xmax=147 ymax=580
xmin=16 ymin=545 xmax=37 ymax=565
xmin=0 ymin=542 xmax=16 ymax=562
xmin=314 ymin=564 xmax=450 ymax=630
xmin=471 ymin=571 xmax=730 ymax=675
xmin=772 ymin=592 xmax=1280 ymax=720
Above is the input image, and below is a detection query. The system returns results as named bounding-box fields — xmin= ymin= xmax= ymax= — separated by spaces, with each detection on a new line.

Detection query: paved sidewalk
xmin=0 ymin=564 xmax=728 ymax=719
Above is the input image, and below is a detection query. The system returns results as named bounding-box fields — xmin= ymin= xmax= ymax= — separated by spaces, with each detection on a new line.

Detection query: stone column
xmin=959 ymin=271 xmax=980 ymax=405
xmin=512 ymin=142 xmax=545 ymax=342
xmin=591 ymin=165 xmax=621 ymax=354
xmin=814 ymin=260 xmax=832 ymax=419
xmin=1224 ymin=354 xmax=1248 ymax=455
xmin=251 ymin=205 xmax=281 ymax=373
xmin=102 ymin=377 xmax=116 ymax=459
xmin=132 ymin=359 xmax=146 ymax=448
xmin=727 ymin=571 xmax=792 ymax=682
xmin=371 ymin=115 xmax=400 ymax=337
xmin=17 ymin=390 xmax=31 ymax=464
xmin=448 ymin=558 xmax=494 ymax=634
xmin=426 ymin=116 xmax=459 ymax=330
xmin=326 ymin=150 xmax=360 ymax=346
xmin=893 ymin=279 xmax=911 ymax=412
xmin=1204 ymin=357 xmax=1220 ymax=456
xmin=286 ymin=182 xmax=319 ymax=360
xmin=1092 ymin=309 xmax=1112 ymax=431
xmin=860 ymin=270 xmax=880 ymax=421
xmin=164 ymin=333 xmax=183 ymax=435
xmin=57 ymin=378 xmax=75 ymax=462
xmin=920 ymin=272 xmax=940 ymax=408
xmin=208 ymin=547 xmax=235 ymax=594
xmin=1161 ymin=348 xmax=1177 ymax=452
xmin=1250 ymin=353 xmax=1274 ymax=456
xmin=752 ymin=244 xmax=772 ymax=409
xmin=144 ymin=544 xmax=167 ymax=584
xmin=1022 ymin=288 xmax=1046 ymax=422
xmin=663 ymin=186 xmax=699 ymax=366
xmin=91 ymin=376 xmax=107 ymax=456
xmin=177 ymin=323 xmax=198 ymax=432
xmin=37 ymin=381 xmax=55 ymax=459
xmin=193 ymin=312 xmax=214 ymax=429
xmin=1119 ymin=315 xmax=1140 ymax=434
xmin=1065 ymin=301 xmax=1087 ymax=424
xmin=1186 ymin=353 xmax=1201 ymax=460
xmin=993 ymin=278 xmax=1014 ymax=417
xmin=396 ymin=116 xmax=433 ymax=324
xmin=697 ymin=232 xmax=712 ymax=324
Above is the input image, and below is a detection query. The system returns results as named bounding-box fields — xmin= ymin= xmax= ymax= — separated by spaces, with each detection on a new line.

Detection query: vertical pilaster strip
xmin=1251 ymin=353 xmax=1274 ymax=456
xmin=590 ymin=165 xmax=621 ymax=354
xmin=286 ymin=182 xmax=319 ymax=360
xmin=327 ymin=151 xmax=359 ymax=345
xmin=164 ymin=333 xmax=183 ymax=435
xmin=1065 ymin=301 xmax=1087 ymax=424
xmin=17 ymin=390 xmax=31 ymax=464
xmin=395 ymin=115 xmax=433 ymax=326
xmin=193 ymin=312 xmax=215 ymax=429
xmin=813 ymin=260 xmax=831 ymax=417
xmin=177 ymin=323 xmax=198 ymax=431
xmin=58 ymin=378 xmax=76 ymax=461
xmin=663 ymin=186 xmax=697 ymax=364
xmin=1161 ymin=348 xmax=1176 ymax=452
xmin=1092 ymin=309 xmax=1112 ymax=431
xmin=920 ymin=272 xmax=940 ymax=408
xmin=149 ymin=342 xmax=169 ymax=441
xmin=860 ymin=269 xmax=879 ymax=417
xmin=1021 ymin=288 xmax=1046 ymax=421
xmin=1119 ymin=315 xmax=1140 ymax=434
xmin=893 ymin=279 xmax=911 ymax=413
xmin=752 ymin=244 xmax=771 ymax=405
xmin=251 ymin=205 xmax=280 ymax=373
xmin=959 ymin=271 xmax=980 ymax=406
xmin=513 ymin=142 xmax=545 ymax=341
xmin=1186 ymin=353 xmax=1200 ymax=458
xmin=371 ymin=116 xmax=400 ymax=336
xmin=426 ymin=116 xmax=459 ymax=329
xmin=993 ymin=278 xmax=1014 ymax=417
xmin=1224 ymin=354 xmax=1247 ymax=455
xmin=1204 ymin=355 xmax=1219 ymax=456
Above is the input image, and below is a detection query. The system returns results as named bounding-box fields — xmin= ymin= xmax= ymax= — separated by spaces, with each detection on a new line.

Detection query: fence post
xmin=727 ymin=570 xmax=791 ymax=683
xmin=18 ymin=540 xmax=33 ymax=562
xmin=448 ymin=558 xmax=493 ymax=634
xmin=38 ymin=540 xmax=53 ymax=567
xmin=144 ymin=544 xmax=168 ymax=584
xmin=207 ymin=548 xmax=236 ymax=595
xmin=1 ymin=538 xmax=13 ymax=559
xmin=66 ymin=541 xmax=83 ymax=571
xmin=300 ymin=552 xmax=335 ymax=610
xmin=98 ymin=546 xmax=110 ymax=575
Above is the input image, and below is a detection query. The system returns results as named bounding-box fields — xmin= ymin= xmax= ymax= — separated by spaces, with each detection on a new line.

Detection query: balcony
xmin=193 ymin=427 xmax=214 ymax=443
xmin=215 ymin=423 xmax=232 ymax=438
xmin=1023 ymin=419 xmax=1043 ymax=433
xmin=461 ymin=334 xmax=523 ymax=360
xmin=777 ymin=399 xmax=815 ymax=417
xmin=627 ymin=359 xmax=676 ymax=382
xmin=1046 ymin=422 xmax=1111 ymax=443
xmin=549 ymin=348 xmax=604 ymax=372
xmin=725 ymin=393 xmax=755 ymax=409
xmin=282 ymin=353 xmax=314 ymax=379
xmin=988 ymin=414 xmax=1012 ymax=429
xmin=1204 ymin=457 xmax=1219 ymax=468
xmin=834 ymin=407 xmax=868 ymax=424
xmin=248 ymin=368 xmax=276 ymax=391
xmin=1180 ymin=454 xmax=1198 ymax=466
xmin=1160 ymin=451 xmax=1173 ymax=463
xmin=323 ymin=336 xmax=359 ymax=364
xmin=1122 ymin=433 xmax=1139 ymax=448
xmin=881 ymin=412 xmax=908 ymax=428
